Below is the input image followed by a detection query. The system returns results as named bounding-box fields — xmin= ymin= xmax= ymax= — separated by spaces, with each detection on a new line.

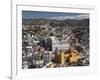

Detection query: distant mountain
xmin=22 ymin=18 xmax=89 ymax=27
xmin=22 ymin=19 xmax=49 ymax=25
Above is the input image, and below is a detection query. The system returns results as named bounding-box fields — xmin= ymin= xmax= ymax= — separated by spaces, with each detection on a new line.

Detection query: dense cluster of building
xmin=22 ymin=19 xmax=89 ymax=69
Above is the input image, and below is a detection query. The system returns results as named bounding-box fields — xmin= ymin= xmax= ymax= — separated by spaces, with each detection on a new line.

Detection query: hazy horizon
xmin=22 ymin=11 xmax=89 ymax=20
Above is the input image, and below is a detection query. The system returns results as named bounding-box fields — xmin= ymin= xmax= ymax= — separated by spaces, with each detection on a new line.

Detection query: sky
xmin=22 ymin=11 xmax=89 ymax=20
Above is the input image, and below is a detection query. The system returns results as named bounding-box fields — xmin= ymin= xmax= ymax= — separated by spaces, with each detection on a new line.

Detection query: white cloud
xmin=49 ymin=14 xmax=89 ymax=20
xmin=76 ymin=14 xmax=89 ymax=19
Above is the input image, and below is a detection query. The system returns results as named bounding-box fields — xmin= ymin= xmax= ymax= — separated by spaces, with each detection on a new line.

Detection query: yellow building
xmin=55 ymin=49 xmax=80 ymax=64
xmin=55 ymin=50 xmax=66 ymax=64
xmin=70 ymin=49 xmax=80 ymax=63
xmin=59 ymin=51 xmax=65 ymax=64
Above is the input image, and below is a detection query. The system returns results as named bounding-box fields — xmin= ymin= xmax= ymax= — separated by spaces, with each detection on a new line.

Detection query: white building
xmin=51 ymin=36 xmax=70 ymax=51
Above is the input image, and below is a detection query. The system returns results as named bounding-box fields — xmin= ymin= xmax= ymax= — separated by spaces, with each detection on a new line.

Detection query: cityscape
xmin=22 ymin=11 xmax=89 ymax=69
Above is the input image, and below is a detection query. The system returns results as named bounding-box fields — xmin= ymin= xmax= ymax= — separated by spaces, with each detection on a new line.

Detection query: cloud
xmin=49 ymin=14 xmax=89 ymax=20
xmin=76 ymin=14 xmax=89 ymax=19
